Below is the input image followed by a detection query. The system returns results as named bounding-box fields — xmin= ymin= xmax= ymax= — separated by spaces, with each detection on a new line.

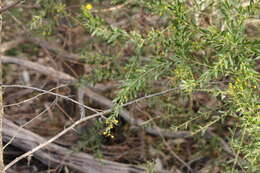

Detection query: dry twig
xmin=2 ymin=56 xmax=75 ymax=82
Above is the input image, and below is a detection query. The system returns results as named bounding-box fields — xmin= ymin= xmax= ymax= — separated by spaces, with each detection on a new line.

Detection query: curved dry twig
xmin=2 ymin=84 xmax=99 ymax=114
xmin=3 ymin=84 xmax=67 ymax=108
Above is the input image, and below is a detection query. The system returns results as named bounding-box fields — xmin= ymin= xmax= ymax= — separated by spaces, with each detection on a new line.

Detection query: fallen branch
xmin=2 ymin=56 xmax=75 ymax=83
xmin=3 ymin=118 xmax=160 ymax=173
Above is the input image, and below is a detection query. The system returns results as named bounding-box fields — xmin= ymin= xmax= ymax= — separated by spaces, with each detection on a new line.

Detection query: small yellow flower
xmin=110 ymin=135 xmax=115 ymax=139
xmin=85 ymin=3 xmax=93 ymax=10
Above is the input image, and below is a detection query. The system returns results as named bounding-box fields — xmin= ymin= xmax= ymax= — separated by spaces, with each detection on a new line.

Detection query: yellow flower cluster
xmin=173 ymin=66 xmax=193 ymax=82
xmin=228 ymin=78 xmax=258 ymax=95
xmin=102 ymin=117 xmax=119 ymax=138
xmin=102 ymin=131 xmax=114 ymax=138
xmin=228 ymin=81 xmax=242 ymax=96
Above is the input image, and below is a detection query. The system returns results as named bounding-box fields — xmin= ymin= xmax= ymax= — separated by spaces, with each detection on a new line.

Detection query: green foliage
xmin=80 ymin=53 xmax=122 ymax=84
xmin=10 ymin=0 xmax=260 ymax=171
xmin=79 ymin=1 xmax=259 ymax=171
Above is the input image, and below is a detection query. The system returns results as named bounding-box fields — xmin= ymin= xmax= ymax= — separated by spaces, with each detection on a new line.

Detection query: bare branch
xmin=2 ymin=84 xmax=99 ymax=113
xmin=1 ymin=56 xmax=75 ymax=82
xmin=4 ymin=84 xmax=66 ymax=108
xmin=3 ymin=118 xmax=171 ymax=173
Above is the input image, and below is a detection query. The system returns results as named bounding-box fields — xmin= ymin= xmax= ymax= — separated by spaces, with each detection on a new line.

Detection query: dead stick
xmin=3 ymin=118 xmax=153 ymax=173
